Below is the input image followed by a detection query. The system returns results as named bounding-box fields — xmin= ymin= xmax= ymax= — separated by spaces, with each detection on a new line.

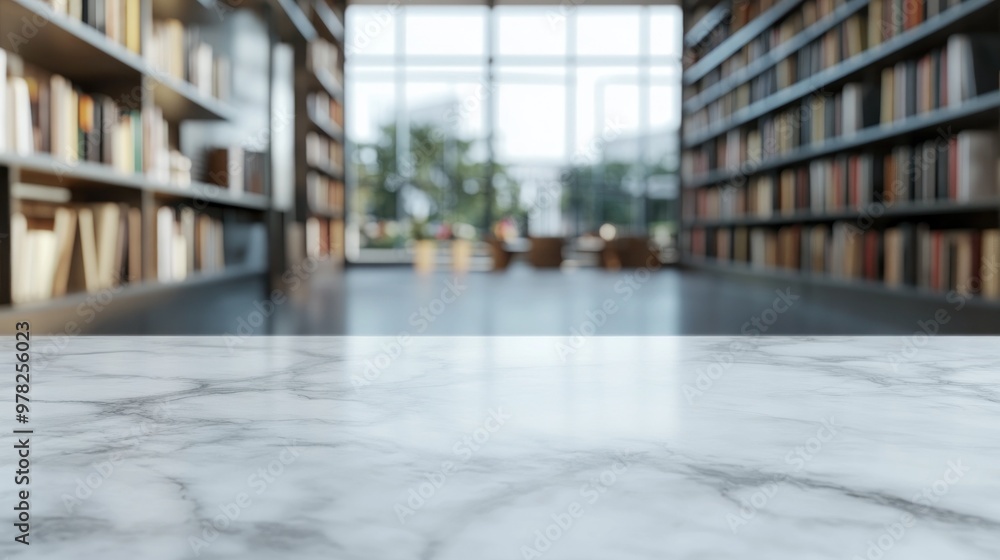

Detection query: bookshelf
xmin=299 ymin=0 xmax=347 ymax=263
xmin=680 ymin=0 xmax=1000 ymax=308
xmin=0 ymin=0 xmax=336 ymax=332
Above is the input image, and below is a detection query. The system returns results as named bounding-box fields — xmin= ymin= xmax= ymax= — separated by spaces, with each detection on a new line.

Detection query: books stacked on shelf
xmin=685 ymin=0 xmax=852 ymax=100
xmin=308 ymin=91 xmax=344 ymax=131
xmin=42 ymin=0 xmax=142 ymax=53
xmin=305 ymin=132 xmax=344 ymax=173
xmin=880 ymin=35 xmax=1000 ymax=125
xmin=306 ymin=216 xmax=344 ymax=260
xmin=204 ymin=147 xmax=266 ymax=196
xmin=686 ymin=223 xmax=1000 ymax=297
xmin=155 ymin=205 xmax=225 ymax=282
xmin=685 ymin=0 xmax=784 ymax=70
xmin=11 ymin=200 xmax=141 ymax=304
xmin=150 ymin=19 xmax=231 ymax=100
xmin=306 ymin=172 xmax=344 ymax=215
xmin=682 ymin=81 xmax=879 ymax=180
xmin=144 ymin=105 xmax=192 ymax=185
xmin=1 ymin=48 xmax=143 ymax=172
xmin=685 ymin=130 xmax=1000 ymax=221
xmin=307 ymin=38 xmax=343 ymax=89
xmin=683 ymin=0 xmax=980 ymax=137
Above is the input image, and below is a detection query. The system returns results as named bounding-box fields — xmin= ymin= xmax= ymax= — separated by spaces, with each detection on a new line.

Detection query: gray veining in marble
xmin=4 ymin=336 xmax=1000 ymax=560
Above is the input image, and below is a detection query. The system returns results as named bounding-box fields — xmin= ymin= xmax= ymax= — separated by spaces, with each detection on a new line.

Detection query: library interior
xmin=4 ymin=0 xmax=1000 ymax=335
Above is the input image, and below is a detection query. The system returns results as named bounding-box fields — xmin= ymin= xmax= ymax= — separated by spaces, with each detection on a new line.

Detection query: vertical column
xmin=0 ymin=166 xmax=11 ymax=305
xmin=639 ymin=5 xmax=651 ymax=233
xmin=483 ymin=2 xmax=496 ymax=236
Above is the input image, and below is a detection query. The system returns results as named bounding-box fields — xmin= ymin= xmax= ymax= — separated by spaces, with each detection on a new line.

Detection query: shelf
xmin=682 ymin=0 xmax=999 ymax=147
xmin=684 ymin=0 xmax=869 ymax=114
xmin=308 ymin=110 xmax=346 ymax=142
xmin=684 ymin=90 xmax=1000 ymax=188
xmin=267 ymin=0 xmax=317 ymax=42
xmin=151 ymin=182 xmax=270 ymax=211
xmin=0 ymin=265 xmax=268 ymax=315
xmin=313 ymin=0 xmax=345 ymax=44
xmin=683 ymin=257 xmax=1000 ymax=309
xmin=303 ymin=67 xmax=345 ymax=101
xmin=308 ymin=162 xmax=344 ymax=181
xmin=684 ymin=0 xmax=805 ymax=85
xmin=0 ymin=153 xmax=270 ymax=211
xmin=147 ymin=73 xmax=236 ymax=121
xmin=683 ymin=199 xmax=1000 ymax=228
xmin=152 ymin=0 xmax=221 ymax=22
xmin=309 ymin=207 xmax=344 ymax=220
xmin=0 ymin=0 xmax=145 ymax=87
xmin=684 ymin=2 xmax=731 ymax=50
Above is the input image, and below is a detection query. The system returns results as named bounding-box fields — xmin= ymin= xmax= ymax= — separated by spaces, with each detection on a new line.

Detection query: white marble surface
xmin=4 ymin=336 xmax=1000 ymax=560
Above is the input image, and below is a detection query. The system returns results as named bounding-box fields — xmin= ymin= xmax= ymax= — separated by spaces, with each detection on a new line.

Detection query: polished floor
xmin=16 ymin=336 xmax=1000 ymax=559
xmin=274 ymin=264 xmax=1000 ymax=335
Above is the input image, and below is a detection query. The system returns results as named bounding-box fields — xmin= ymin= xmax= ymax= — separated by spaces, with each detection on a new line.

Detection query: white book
xmin=10 ymin=213 xmax=27 ymax=303
xmin=157 ymin=206 xmax=175 ymax=282
xmin=8 ymin=77 xmax=33 ymax=154
xmin=956 ymin=130 xmax=999 ymax=201
xmin=32 ymin=231 xmax=58 ymax=302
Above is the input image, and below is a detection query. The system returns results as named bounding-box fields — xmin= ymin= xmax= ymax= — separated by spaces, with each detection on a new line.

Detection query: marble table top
xmin=6 ymin=336 xmax=1000 ymax=560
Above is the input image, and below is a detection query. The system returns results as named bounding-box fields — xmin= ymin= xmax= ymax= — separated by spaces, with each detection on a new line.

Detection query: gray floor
xmin=274 ymin=263 xmax=1000 ymax=335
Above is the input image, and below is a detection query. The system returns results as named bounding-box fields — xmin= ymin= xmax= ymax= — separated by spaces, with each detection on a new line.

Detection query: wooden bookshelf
xmin=0 ymin=0 xmax=304 ymax=331
xmin=680 ymin=0 xmax=1000 ymax=306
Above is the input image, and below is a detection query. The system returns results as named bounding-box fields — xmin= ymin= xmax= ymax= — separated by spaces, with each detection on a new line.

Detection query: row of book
xmin=685 ymin=131 xmax=1000 ymax=219
xmin=42 ymin=0 xmax=141 ymax=54
xmin=1 ymin=47 xmax=198 ymax=182
xmin=684 ymin=18 xmax=987 ymax=139
xmin=307 ymin=172 xmax=344 ymax=215
xmin=686 ymin=223 xmax=1000 ymax=296
xmin=687 ymin=0 xmax=967 ymax=98
xmin=150 ymin=19 xmax=231 ymax=100
xmin=305 ymin=132 xmax=344 ymax=174
xmin=1 ymin=48 xmax=143 ymax=172
xmin=682 ymin=82 xmax=876 ymax=177
xmin=684 ymin=31 xmax=997 ymax=178
xmin=306 ymin=216 xmax=345 ymax=260
xmin=11 ymin=199 xmax=231 ymax=304
xmin=686 ymin=0 xmax=786 ymax=68
xmin=156 ymin=206 xmax=226 ymax=283
xmin=307 ymin=39 xmax=343 ymax=89
xmin=709 ymin=0 xmax=844 ymax=84
xmin=203 ymin=147 xmax=267 ymax=196
xmin=880 ymin=35 xmax=1000 ymax=125
xmin=12 ymin=202 xmax=141 ymax=304
xmin=308 ymin=91 xmax=344 ymax=132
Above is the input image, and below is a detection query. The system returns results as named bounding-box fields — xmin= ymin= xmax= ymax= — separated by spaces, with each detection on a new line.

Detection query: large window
xmin=346 ymin=4 xmax=682 ymax=260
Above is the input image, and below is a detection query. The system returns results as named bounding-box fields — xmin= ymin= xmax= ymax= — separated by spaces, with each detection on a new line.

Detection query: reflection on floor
xmin=276 ymin=263 xmax=998 ymax=335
